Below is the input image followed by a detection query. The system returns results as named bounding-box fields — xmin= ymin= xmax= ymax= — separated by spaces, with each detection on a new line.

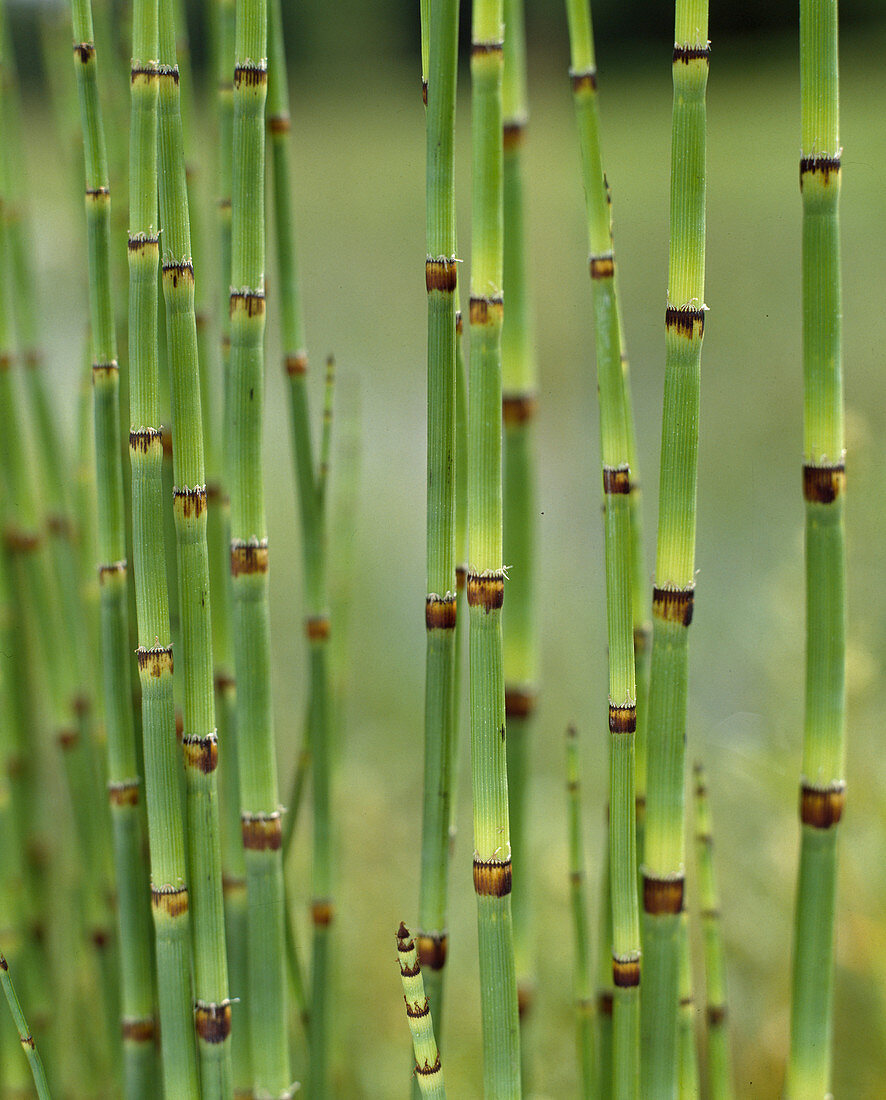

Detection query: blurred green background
xmin=8 ymin=0 xmax=886 ymax=1093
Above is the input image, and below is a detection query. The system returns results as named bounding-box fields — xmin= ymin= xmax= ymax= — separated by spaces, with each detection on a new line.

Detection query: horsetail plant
xmin=156 ymin=0 xmax=235 ymax=1090
xmin=501 ymin=0 xmax=539 ymax=1032
xmin=229 ymin=0 xmax=291 ymax=1090
xmin=693 ymin=763 xmax=733 ymax=1100
xmin=677 ymin=912 xmax=699 ymax=1098
xmin=266 ymin=0 xmax=337 ymax=1089
xmin=468 ymin=0 xmax=522 ymax=1092
xmin=415 ymin=0 xmax=460 ymax=1038
xmin=566 ymin=726 xmax=596 ymax=1100
xmin=126 ymin=0 xmax=202 ymax=1091
xmin=66 ymin=0 xmax=168 ymax=1089
xmin=641 ymin=1 xmax=709 ymax=1091
xmin=0 ymin=951 xmax=51 ymax=1100
xmin=396 ymin=924 xmax=446 ymax=1099
xmin=565 ymin=0 xmax=640 ymax=1091
xmin=786 ymin=2 xmax=846 ymax=1095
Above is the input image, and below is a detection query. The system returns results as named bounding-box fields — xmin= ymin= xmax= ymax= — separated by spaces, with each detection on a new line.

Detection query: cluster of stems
xmin=786 ymin=0 xmax=846 ymax=1094
xmin=641 ymin=0 xmax=709 ymax=1092
xmin=468 ymin=0 xmax=522 ymax=1093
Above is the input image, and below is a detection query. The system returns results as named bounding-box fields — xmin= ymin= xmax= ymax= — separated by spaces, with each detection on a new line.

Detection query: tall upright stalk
xmin=501 ymin=0 xmax=538 ymax=1032
xmin=156 ymin=3 xmax=234 ymax=1092
xmin=693 ymin=763 xmax=733 ymax=1100
xmin=787 ymin=1 xmax=845 ymax=1094
xmin=229 ymin=0 xmax=291 ymax=1090
xmin=564 ymin=1 xmax=640 ymax=1092
xmin=468 ymin=1 xmax=521 ymax=1093
xmin=65 ymin=0 xmax=164 ymax=1091
xmin=641 ymin=2 xmax=709 ymax=1092
xmin=415 ymin=0 xmax=460 ymax=1038
xmin=566 ymin=726 xmax=596 ymax=1099
xmin=266 ymin=0 xmax=335 ymax=1088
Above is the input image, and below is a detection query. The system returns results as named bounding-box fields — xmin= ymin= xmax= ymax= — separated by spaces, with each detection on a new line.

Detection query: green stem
xmin=787 ymin=1 xmax=845 ymax=1094
xmin=229 ymin=0 xmax=291 ymax=1090
xmin=641 ymin=2 xmax=709 ymax=1092
xmin=397 ymin=925 xmax=446 ymax=1099
xmin=0 ymin=952 xmax=51 ymax=1100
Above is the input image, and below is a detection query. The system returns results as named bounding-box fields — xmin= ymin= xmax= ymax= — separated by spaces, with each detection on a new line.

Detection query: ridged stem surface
xmin=566 ymin=728 xmax=596 ymax=1098
xmin=564 ymin=1 xmax=640 ymax=1091
xmin=0 ymin=952 xmax=51 ymax=1100
xmin=469 ymin=2 xmax=521 ymax=1093
xmin=396 ymin=925 xmax=446 ymax=1098
xmin=641 ymin=2 xmax=709 ymax=1091
xmin=787 ymin=0 xmax=845 ymax=1094
xmin=416 ymin=0 xmax=460 ymax=1040
xmin=157 ymin=2 xmax=233 ymax=1091
xmin=230 ymin=0 xmax=290 ymax=1090
xmin=501 ymin=0 xmax=538 ymax=1036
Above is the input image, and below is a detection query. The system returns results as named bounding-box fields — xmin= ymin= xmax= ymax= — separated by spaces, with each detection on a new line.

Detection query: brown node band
xmin=130 ymin=64 xmax=158 ymax=83
xmin=612 ymin=956 xmax=641 ymax=988
xmin=590 ymin=254 xmax=615 ymax=280
xmin=156 ymin=64 xmax=180 ymax=83
xmin=609 ymin=704 xmax=637 ymax=734
xmin=306 ymin=615 xmax=331 ymax=641
xmin=503 ymin=121 xmax=526 ymax=151
xmin=803 ymin=463 xmax=845 ymax=504
xmin=673 ymin=43 xmax=711 ymax=63
xmin=425 ymin=257 xmax=458 ymax=293
xmin=665 ymin=305 xmax=705 ymax=338
xmin=182 ymin=734 xmax=219 ymax=775
xmin=223 ymin=875 xmax=246 ymax=899
xmin=4 ymin=527 xmax=40 ymax=553
xmin=634 ymin=625 xmax=651 ymax=654
xmin=469 ymin=295 xmax=503 ymax=326
xmin=455 ymin=311 xmax=463 ymax=336
xmin=151 ymin=885 xmax=189 ymax=918
xmin=505 ymin=687 xmax=537 ymax=719
xmin=517 ymin=984 xmax=535 ymax=1019
xmin=466 ymin=572 xmax=505 ymax=613
xmin=241 ymin=811 xmax=283 ymax=851
xmin=72 ymin=692 xmax=91 ymax=716
xmin=800 ymin=155 xmax=841 ymax=185
xmin=58 ymin=729 xmax=78 ymax=750
xmin=161 ymin=426 xmax=173 ymax=458
xmin=122 ymin=1017 xmax=156 ymax=1043
xmin=473 ymin=858 xmax=512 ymax=897
xmin=416 ymin=933 xmax=448 ymax=971
xmin=20 ymin=1034 xmax=35 ymax=1050
xmin=233 ymin=62 xmax=267 ymax=88
xmin=218 ymin=197 xmax=232 ymax=212
xmin=286 ymin=352 xmax=308 ymax=376
xmin=173 ymin=485 xmax=208 ymax=519
xmin=312 ymin=899 xmax=335 ymax=927
xmin=416 ymin=1055 xmax=442 ymax=1077
xmin=472 ymin=39 xmax=504 ymax=56
xmin=74 ymin=42 xmax=95 ymax=63
xmin=570 ymin=67 xmax=597 ymax=93
xmin=214 ymin=671 xmax=235 ymax=696
xmin=267 ymin=114 xmax=291 ymax=135
xmin=642 ymin=874 xmax=684 ymax=915
xmin=162 ymin=259 xmax=195 ymax=289
xmin=502 ymin=392 xmax=537 ymax=425
xmin=129 ymin=427 xmax=162 ymax=453
xmin=800 ymin=783 xmax=845 ymax=829
xmin=697 ymin=832 xmax=713 ymax=847
xmin=92 ymin=359 xmax=119 ymax=377
xmin=127 ymin=233 xmax=160 ymax=253
xmin=230 ymin=540 xmax=269 ymax=576
xmin=136 ymin=645 xmax=173 ymax=678
xmin=108 ymin=780 xmax=140 ymax=807
xmin=652 ymin=586 xmax=694 ymax=627
xmin=707 ymin=1004 xmax=727 ymax=1027
xmin=700 ymin=907 xmax=720 ymax=921
xmin=405 ymin=997 xmax=430 ymax=1020
xmin=426 ymin=595 xmax=456 ymax=630
xmin=421 ymin=79 xmax=428 ymax=107
xmin=597 ymin=990 xmax=614 ymax=1016
xmin=85 ymin=187 xmax=110 ymax=201
xmin=603 ymin=466 xmax=631 ymax=495
xmin=98 ymin=560 xmax=127 ymax=584
xmin=195 ymin=1001 xmax=232 ymax=1043
xmin=229 ymin=289 xmax=266 ymax=318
